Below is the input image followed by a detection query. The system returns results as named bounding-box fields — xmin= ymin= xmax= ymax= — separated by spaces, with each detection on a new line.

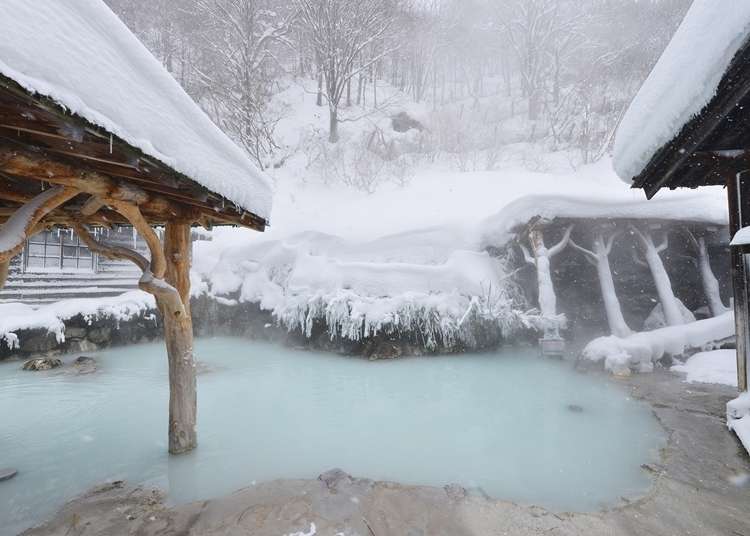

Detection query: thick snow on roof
xmin=613 ymin=1 xmax=750 ymax=183
xmin=730 ymin=226 xmax=750 ymax=247
xmin=480 ymin=194 xmax=728 ymax=249
xmin=0 ymin=0 xmax=273 ymax=220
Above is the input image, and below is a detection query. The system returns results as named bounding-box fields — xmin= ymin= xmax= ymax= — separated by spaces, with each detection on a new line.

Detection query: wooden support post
xmin=162 ymin=222 xmax=197 ymax=454
xmin=0 ymin=260 xmax=8 ymax=289
xmin=75 ymin=219 xmax=196 ymax=454
xmin=728 ymin=171 xmax=750 ymax=391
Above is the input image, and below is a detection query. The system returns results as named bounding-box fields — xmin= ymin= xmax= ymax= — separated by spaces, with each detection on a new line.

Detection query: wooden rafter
xmin=0 ymin=74 xmax=267 ymax=231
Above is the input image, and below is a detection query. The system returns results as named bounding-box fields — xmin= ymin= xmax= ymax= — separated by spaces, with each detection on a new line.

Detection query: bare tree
xmin=295 ymin=0 xmax=400 ymax=143
xmin=520 ymin=223 xmax=573 ymax=337
xmin=192 ymin=0 xmax=295 ymax=166
xmin=686 ymin=229 xmax=729 ymax=317
xmin=570 ymin=229 xmax=631 ymax=337
xmin=631 ymin=226 xmax=686 ymax=327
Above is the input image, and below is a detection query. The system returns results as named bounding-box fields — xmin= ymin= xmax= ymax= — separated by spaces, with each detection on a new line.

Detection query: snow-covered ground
xmin=583 ymin=313 xmax=734 ymax=375
xmin=187 ymin=149 xmax=729 ymax=350
xmin=672 ymin=349 xmax=738 ymax=387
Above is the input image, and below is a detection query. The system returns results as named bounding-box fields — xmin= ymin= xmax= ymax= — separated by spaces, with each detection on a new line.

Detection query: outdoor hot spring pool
xmin=0 ymin=338 xmax=665 ymax=534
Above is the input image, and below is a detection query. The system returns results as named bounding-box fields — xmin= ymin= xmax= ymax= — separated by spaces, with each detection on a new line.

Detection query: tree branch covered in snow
xmin=583 ymin=312 xmax=734 ymax=376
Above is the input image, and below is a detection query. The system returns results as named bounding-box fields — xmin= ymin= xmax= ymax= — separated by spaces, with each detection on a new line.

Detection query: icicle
xmin=109 ymin=134 xmax=113 ymax=154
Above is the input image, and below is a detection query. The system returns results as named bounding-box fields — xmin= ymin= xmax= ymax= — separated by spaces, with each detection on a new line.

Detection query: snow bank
xmin=613 ymin=1 xmax=750 ymax=182
xmin=671 ymin=349 xmax=737 ymax=387
xmin=193 ymin=228 xmax=531 ymax=348
xmin=0 ymin=0 xmax=272 ymax=219
xmin=728 ymin=392 xmax=750 ymax=455
xmin=583 ymin=312 xmax=734 ymax=375
xmin=480 ymin=194 xmax=728 ymax=249
xmin=0 ymin=291 xmax=155 ymax=349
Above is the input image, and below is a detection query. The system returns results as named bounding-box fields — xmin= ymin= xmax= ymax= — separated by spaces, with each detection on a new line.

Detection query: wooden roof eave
xmin=0 ymin=74 xmax=267 ymax=231
xmin=631 ymin=35 xmax=750 ymax=198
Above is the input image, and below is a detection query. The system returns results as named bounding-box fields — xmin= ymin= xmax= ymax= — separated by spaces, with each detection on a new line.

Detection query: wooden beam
xmin=81 ymin=195 xmax=106 ymax=217
xmin=108 ymin=200 xmax=167 ymax=279
xmin=727 ymin=171 xmax=750 ymax=392
xmin=0 ymin=144 xmax=265 ymax=230
xmin=0 ymin=186 xmax=79 ymax=263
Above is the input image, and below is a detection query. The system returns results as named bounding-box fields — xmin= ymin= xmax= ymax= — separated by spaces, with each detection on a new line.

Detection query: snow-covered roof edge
xmin=730 ymin=226 xmax=750 ymax=247
xmin=480 ymin=194 xmax=729 ymax=249
xmin=0 ymin=0 xmax=273 ymax=221
xmin=613 ymin=1 xmax=750 ymax=183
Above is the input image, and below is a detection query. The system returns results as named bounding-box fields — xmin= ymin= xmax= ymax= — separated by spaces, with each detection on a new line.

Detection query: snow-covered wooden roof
xmin=0 ymin=0 xmax=272 ymax=228
xmin=731 ymin=226 xmax=750 ymax=247
xmin=613 ymin=1 xmax=750 ymax=196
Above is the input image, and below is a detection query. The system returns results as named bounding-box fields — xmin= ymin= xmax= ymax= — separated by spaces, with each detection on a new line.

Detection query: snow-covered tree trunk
xmin=632 ymin=226 xmax=684 ymax=327
xmin=521 ymin=224 xmax=572 ymax=337
xmin=571 ymin=231 xmax=631 ymax=337
xmin=687 ymin=231 xmax=728 ymax=317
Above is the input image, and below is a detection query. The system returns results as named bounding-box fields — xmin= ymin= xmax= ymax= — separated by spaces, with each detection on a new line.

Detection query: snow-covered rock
xmin=0 ymin=291 xmax=155 ymax=349
xmin=728 ymin=392 xmax=750 ymax=456
xmin=643 ymin=300 xmax=696 ymax=331
xmin=0 ymin=0 xmax=272 ymax=219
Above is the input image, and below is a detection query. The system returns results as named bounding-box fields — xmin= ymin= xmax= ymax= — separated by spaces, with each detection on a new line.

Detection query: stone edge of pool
xmin=18 ymin=371 xmax=750 ymax=536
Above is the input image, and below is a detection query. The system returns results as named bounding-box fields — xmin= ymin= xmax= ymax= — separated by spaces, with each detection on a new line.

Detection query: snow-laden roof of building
xmin=613 ymin=1 xmax=750 ymax=183
xmin=480 ymin=194 xmax=728 ymax=249
xmin=730 ymin=226 xmax=750 ymax=247
xmin=0 ymin=0 xmax=273 ymax=221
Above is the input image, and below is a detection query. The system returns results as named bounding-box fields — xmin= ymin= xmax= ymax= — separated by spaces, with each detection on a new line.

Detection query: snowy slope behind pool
xmin=264 ymin=157 xmax=727 ymax=242
xmin=0 ymin=0 xmax=272 ymax=219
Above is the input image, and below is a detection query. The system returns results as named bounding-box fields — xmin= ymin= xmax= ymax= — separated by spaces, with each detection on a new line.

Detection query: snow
xmin=0 ymin=0 xmax=272 ymax=220
xmin=193 ymin=228 xmax=530 ymax=348
xmin=730 ymin=416 xmax=750 ymax=455
xmin=728 ymin=391 xmax=750 ymax=420
xmin=184 ymin=153 xmax=731 ymax=347
xmin=671 ymin=349 xmax=737 ymax=387
xmin=728 ymin=392 xmax=750 ymax=456
xmin=730 ymin=226 xmax=750 ymax=246
xmin=265 ymin=156 xmax=727 ymax=242
xmin=0 ymin=291 xmax=155 ymax=348
xmin=480 ymin=192 xmax=727 ymax=250
xmin=286 ymin=523 xmax=316 ymax=536
xmin=643 ymin=300 xmax=695 ymax=331
xmin=583 ymin=312 xmax=735 ymax=375
xmin=613 ymin=1 xmax=750 ymax=182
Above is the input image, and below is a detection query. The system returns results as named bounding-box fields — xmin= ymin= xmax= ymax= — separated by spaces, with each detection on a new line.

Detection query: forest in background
xmin=104 ymin=0 xmax=691 ymax=188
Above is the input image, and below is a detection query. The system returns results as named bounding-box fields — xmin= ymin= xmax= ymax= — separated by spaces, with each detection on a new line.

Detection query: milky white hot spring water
xmin=0 ymin=338 xmax=664 ymax=534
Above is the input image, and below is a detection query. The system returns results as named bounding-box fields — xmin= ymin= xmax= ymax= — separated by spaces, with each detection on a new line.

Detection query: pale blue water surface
xmin=0 ymin=338 xmax=664 ymax=535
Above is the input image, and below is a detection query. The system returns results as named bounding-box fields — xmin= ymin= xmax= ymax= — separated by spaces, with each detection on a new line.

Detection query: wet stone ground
xmin=19 ymin=371 xmax=750 ymax=536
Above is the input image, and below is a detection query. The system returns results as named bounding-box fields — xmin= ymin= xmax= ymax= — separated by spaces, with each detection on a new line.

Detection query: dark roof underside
xmin=0 ymin=75 xmax=266 ymax=231
xmin=632 ymin=35 xmax=750 ymax=199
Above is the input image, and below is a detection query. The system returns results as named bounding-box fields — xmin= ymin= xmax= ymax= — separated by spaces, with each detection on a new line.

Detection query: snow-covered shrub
xmin=301 ymin=125 xmax=421 ymax=193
